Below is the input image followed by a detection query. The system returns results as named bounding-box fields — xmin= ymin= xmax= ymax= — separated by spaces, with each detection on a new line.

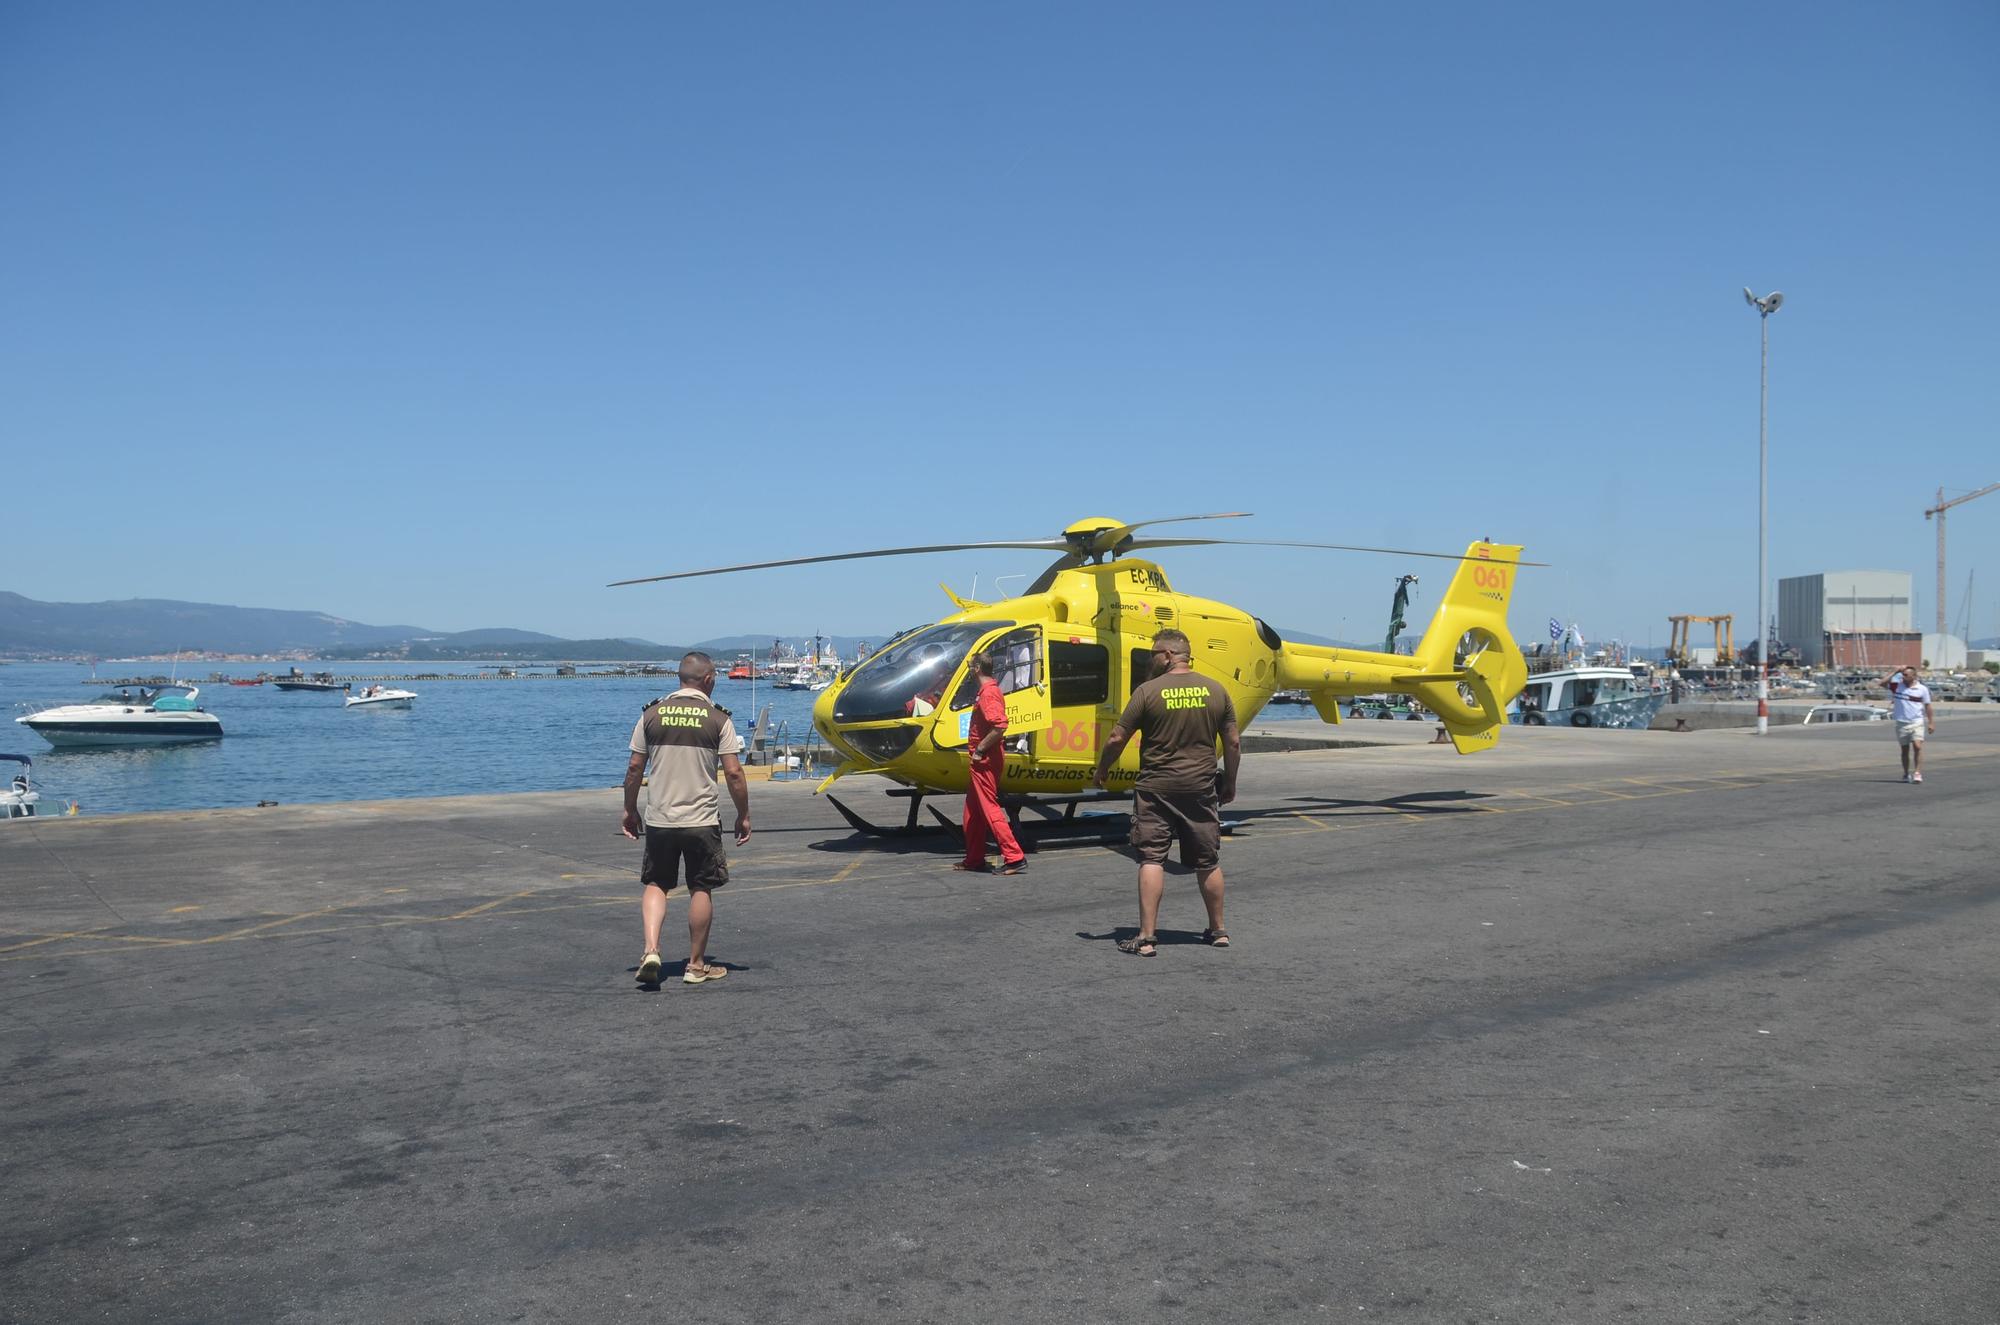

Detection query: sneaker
xmin=1912 ymin=771 xmax=1923 ymax=784
xmin=683 ymin=961 xmax=728 ymax=986
xmin=1902 ymin=772 xmax=1912 ymax=783
xmin=636 ymin=951 xmax=662 ymax=983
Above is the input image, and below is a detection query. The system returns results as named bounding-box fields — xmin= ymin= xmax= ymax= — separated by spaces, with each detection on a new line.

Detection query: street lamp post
xmin=1743 ymin=287 xmax=1784 ymax=735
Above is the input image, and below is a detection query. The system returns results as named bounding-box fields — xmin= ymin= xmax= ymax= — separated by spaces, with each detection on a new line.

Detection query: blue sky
xmin=4 ymin=2 xmax=1996 ymax=650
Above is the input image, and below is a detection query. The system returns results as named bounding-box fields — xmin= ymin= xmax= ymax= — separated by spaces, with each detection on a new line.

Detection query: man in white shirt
xmin=1879 ymin=666 xmax=1935 ymax=783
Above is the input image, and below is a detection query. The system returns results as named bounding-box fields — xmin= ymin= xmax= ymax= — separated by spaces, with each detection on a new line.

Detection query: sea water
xmin=0 ymin=662 xmax=834 ymax=816
xmin=0 ymin=659 xmax=1325 ymax=816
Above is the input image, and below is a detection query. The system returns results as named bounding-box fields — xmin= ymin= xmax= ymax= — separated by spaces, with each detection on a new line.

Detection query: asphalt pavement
xmin=3 ymin=715 xmax=1996 ymax=1323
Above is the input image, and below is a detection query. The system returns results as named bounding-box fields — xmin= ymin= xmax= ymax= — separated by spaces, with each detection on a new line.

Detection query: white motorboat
xmin=15 ymin=685 xmax=224 ymax=747
xmin=1802 ymin=703 xmax=1888 ymax=724
xmin=2 ymin=754 xmax=39 ymax=819
xmin=1511 ymin=666 xmax=1663 ymax=730
xmin=345 ymin=685 xmax=417 ymax=710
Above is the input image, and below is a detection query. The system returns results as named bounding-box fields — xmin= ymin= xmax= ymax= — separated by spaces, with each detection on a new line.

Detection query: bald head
xmin=679 ymin=652 xmax=716 ymax=688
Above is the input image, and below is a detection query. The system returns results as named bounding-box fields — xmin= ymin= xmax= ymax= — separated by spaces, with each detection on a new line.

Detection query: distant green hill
xmin=0 ymin=591 xmax=679 ymax=660
xmin=325 ymin=635 xmax=690 ymax=662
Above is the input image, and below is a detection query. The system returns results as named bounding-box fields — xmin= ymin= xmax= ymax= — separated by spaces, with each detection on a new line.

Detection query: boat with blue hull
xmin=1511 ymin=667 xmax=1662 ymax=730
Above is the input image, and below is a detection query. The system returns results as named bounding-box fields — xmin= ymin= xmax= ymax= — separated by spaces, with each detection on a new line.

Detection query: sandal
xmin=683 ymin=961 xmax=728 ymax=985
xmin=997 ymin=858 xmax=1027 ymax=876
xmin=1201 ymin=928 xmax=1230 ymax=948
xmin=1115 ymin=933 xmax=1158 ymax=957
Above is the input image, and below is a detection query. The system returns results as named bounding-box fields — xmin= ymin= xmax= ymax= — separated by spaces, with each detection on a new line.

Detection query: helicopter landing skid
xmin=824 ymin=791 xmax=934 ymax=838
xmin=824 ymin=787 xmax=1135 ymax=847
xmin=924 ymin=796 xmax=1132 ymax=851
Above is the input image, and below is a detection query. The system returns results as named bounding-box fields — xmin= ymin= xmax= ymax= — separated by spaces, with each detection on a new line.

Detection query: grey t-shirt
xmin=629 ymin=687 xmax=743 ymax=829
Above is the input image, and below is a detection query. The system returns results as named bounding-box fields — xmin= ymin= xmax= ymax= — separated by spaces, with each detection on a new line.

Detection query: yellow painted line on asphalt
xmin=0 ymin=931 xmax=104 ymax=955
xmin=170 ymin=905 xmax=202 ymax=913
xmin=447 ymin=889 xmax=539 ymax=920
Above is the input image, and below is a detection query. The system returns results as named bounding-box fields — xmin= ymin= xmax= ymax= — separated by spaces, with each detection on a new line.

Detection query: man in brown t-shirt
xmin=622 ymin=652 xmax=751 ymax=986
xmin=1092 ymin=628 xmax=1241 ymax=957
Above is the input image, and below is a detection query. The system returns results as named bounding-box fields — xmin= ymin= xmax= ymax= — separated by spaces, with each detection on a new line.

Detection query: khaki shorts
xmin=1896 ymin=720 xmax=1926 ymax=747
xmin=1130 ymin=788 xmax=1222 ymax=871
xmin=641 ymin=824 xmax=729 ymax=891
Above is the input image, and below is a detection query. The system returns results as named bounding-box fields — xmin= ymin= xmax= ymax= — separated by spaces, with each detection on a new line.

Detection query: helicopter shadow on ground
xmin=801 ymin=818 xmax=1136 ymax=859
xmin=1229 ymin=788 xmax=1497 ymax=823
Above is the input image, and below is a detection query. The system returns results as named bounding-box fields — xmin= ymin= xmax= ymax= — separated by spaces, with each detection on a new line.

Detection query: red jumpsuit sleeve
xmin=979 ymin=686 xmax=1009 ymax=728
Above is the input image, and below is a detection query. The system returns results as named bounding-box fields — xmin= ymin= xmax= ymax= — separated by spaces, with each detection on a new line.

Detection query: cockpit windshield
xmin=832 ymin=621 xmax=1009 ymax=724
xmin=90 ymin=689 xmax=149 ymax=706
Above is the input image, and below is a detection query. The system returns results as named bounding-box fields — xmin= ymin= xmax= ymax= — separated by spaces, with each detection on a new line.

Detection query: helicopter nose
xmin=812 ymin=685 xmax=838 ymax=740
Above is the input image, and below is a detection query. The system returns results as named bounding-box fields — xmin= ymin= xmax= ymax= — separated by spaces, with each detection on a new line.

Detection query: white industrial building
xmin=1777 ymin=570 xmax=1920 ymax=668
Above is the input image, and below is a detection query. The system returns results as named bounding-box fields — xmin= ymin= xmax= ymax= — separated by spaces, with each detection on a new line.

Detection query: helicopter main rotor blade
xmin=1086 ymin=512 xmax=1251 ymax=556
xmin=1121 ymin=537 xmax=1549 ymax=567
xmin=609 ymin=539 xmax=1072 ymax=587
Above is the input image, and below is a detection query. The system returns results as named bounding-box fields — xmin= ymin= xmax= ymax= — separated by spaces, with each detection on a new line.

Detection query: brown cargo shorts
xmin=640 ymin=824 xmax=730 ymax=892
xmin=1130 ymin=788 xmax=1222 ymax=871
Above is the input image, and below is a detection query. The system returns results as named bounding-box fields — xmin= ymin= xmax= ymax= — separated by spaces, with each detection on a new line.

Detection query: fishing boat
xmin=2 ymin=754 xmax=39 ymax=820
xmin=344 ymin=685 xmax=417 ymax=710
xmin=16 ymin=684 xmax=225 ymax=747
xmin=1511 ymin=666 xmax=1663 ymax=729
xmin=273 ymin=668 xmax=344 ymax=692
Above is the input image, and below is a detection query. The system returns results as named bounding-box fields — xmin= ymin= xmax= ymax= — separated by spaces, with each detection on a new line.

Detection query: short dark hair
xmin=678 ymin=651 xmax=716 ymax=685
xmin=1151 ymin=629 xmax=1191 ymax=660
xmin=972 ymin=651 xmax=998 ymax=676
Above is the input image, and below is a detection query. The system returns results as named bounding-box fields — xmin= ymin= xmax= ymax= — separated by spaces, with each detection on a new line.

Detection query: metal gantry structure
xmin=1667 ymin=614 xmax=1735 ymax=669
xmin=1924 ymin=482 xmax=2000 ymax=635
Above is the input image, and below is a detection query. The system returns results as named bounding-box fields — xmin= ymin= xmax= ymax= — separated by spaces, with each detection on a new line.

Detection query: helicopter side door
xmin=1034 ymin=633 xmax=1114 ymax=769
xmin=931 ymin=625 xmax=1053 ymax=751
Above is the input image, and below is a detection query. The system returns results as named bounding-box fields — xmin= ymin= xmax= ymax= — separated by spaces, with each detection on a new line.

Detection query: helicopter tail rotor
xmin=1397 ymin=542 xmax=1530 ymax=753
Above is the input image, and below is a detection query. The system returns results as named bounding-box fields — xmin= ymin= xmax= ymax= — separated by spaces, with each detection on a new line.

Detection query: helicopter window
xmin=950 ymin=627 xmax=1042 ymax=709
xmin=1128 ymin=648 xmax=1162 ymax=699
xmin=831 ymin=621 xmax=1004 ymax=724
xmin=1049 ymin=642 xmax=1108 ymax=708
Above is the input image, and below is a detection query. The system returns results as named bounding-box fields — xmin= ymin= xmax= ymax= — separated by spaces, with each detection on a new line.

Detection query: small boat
xmin=345 ymin=685 xmax=416 ymax=710
xmin=229 ymin=678 xmax=265 ymax=687
xmin=2 ymin=754 xmax=40 ymax=820
xmin=1512 ymin=666 xmax=1663 ymax=730
xmin=16 ymin=684 xmax=224 ymax=747
xmin=1802 ymin=703 xmax=1889 ymax=724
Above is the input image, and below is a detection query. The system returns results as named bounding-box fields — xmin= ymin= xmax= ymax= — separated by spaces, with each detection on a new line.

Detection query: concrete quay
xmin=3 ymin=716 xmax=1997 ymax=1322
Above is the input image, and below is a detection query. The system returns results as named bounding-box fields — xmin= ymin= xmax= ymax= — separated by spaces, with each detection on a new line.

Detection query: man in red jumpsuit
xmin=957 ymin=651 xmax=1027 ymax=875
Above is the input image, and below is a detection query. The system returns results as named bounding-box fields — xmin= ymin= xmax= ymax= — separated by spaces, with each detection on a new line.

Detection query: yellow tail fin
xmin=1399 ymin=542 xmax=1530 ymax=753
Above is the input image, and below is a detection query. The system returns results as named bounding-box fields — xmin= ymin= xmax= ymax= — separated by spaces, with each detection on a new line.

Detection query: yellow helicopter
xmin=613 ymin=514 xmax=1535 ymax=835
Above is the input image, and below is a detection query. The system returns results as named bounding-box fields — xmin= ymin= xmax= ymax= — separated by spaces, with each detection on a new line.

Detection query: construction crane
xmin=1667 ymin=614 xmax=1735 ymax=669
xmin=1924 ymin=482 xmax=2000 ymax=635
